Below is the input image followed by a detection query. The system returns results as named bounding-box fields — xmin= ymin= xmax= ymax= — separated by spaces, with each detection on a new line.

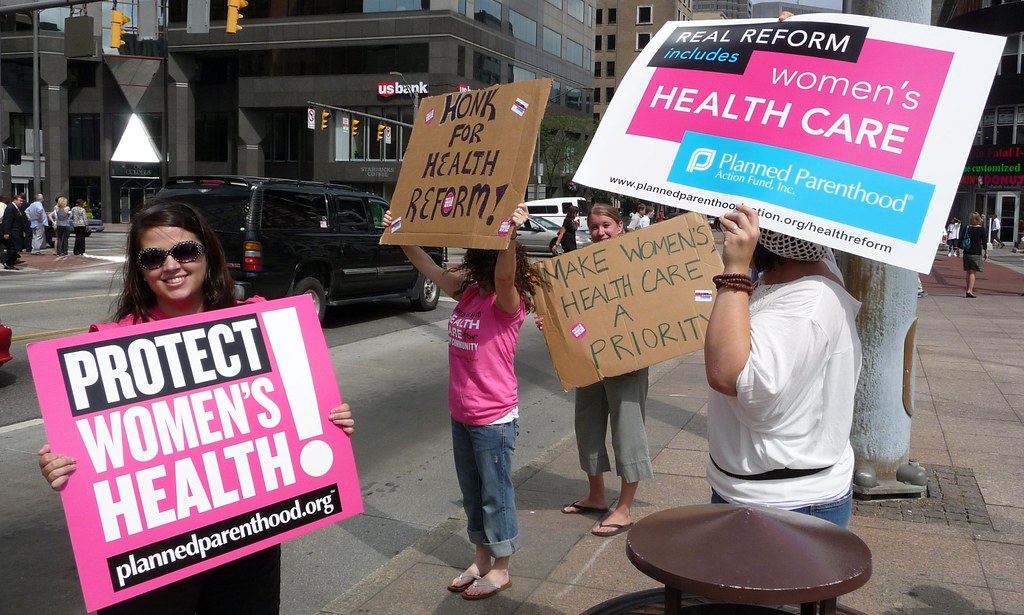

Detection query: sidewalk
xmin=324 ymin=253 xmax=1024 ymax=615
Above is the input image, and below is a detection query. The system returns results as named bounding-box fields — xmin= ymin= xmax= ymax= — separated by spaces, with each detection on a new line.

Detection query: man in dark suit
xmin=2 ymin=193 xmax=28 ymax=269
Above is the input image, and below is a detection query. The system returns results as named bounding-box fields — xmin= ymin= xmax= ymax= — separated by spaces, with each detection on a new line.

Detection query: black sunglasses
xmin=136 ymin=240 xmax=206 ymax=270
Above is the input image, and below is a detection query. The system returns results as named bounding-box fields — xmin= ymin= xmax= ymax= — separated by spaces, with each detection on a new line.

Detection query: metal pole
xmin=842 ymin=0 xmax=930 ymax=499
xmin=32 ymin=9 xmax=41 ymax=196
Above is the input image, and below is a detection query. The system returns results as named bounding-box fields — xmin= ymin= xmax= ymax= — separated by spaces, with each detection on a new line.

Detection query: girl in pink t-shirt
xmin=383 ymin=205 xmax=544 ymax=601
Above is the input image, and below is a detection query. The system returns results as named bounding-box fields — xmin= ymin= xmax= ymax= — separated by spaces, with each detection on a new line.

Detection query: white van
xmin=524 ymin=197 xmax=587 ymax=226
xmin=524 ymin=197 xmax=591 ymax=249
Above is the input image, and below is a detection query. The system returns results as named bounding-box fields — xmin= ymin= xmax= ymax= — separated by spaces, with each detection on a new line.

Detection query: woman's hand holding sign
xmin=718 ymin=204 xmax=760 ymax=275
xmin=38 ymin=443 xmax=76 ymax=492
xmin=329 ymin=403 xmax=355 ymax=435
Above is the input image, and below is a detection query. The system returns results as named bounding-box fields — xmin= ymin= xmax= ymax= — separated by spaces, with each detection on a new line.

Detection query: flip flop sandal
xmin=591 ymin=522 xmax=633 ymax=537
xmin=447 ymin=573 xmax=480 ymax=592
xmin=561 ymin=500 xmax=609 ymax=515
xmin=461 ymin=579 xmax=512 ymax=600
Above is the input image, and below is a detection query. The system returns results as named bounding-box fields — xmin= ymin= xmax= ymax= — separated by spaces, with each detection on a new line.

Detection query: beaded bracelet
xmin=712 ymin=273 xmax=755 ymax=295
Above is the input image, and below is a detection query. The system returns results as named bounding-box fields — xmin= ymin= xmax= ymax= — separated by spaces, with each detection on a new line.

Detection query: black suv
xmin=155 ymin=176 xmax=443 ymax=322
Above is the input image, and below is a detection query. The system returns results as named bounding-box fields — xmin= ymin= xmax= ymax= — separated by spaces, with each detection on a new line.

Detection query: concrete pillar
xmin=237 ymin=108 xmax=264 ymax=176
xmin=166 ymin=53 xmax=196 ymax=177
xmin=842 ymin=0 xmax=932 ymax=498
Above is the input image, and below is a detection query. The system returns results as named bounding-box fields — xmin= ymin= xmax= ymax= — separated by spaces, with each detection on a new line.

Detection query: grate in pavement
xmin=853 ymin=464 xmax=992 ymax=531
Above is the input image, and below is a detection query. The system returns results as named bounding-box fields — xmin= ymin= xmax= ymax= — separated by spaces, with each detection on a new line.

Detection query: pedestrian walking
xmin=946 ymin=218 xmax=961 ymax=257
xmin=70 ymin=199 xmax=89 ymax=255
xmin=1 ymin=194 xmax=28 ymax=270
xmin=26 ymin=193 xmax=47 ymax=254
xmin=51 ymin=196 xmax=72 ymax=256
xmin=988 ymin=213 xmax=1004 ymax=248
xmin=963 ymin=211 xmax=986 ymax=297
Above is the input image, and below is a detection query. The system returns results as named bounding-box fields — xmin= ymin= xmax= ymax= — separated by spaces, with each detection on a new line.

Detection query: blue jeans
xmin=451 ymin=418 xmax=521 ymax=558
xmin=711 ymin=487 xmax=853 ymax=528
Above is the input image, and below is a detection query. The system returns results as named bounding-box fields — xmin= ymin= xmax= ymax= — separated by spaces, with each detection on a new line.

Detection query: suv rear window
xmin=157 ymin=184 xmax=251 ymax=233
xmin=261 ymin=190 xmax=328 ymax=230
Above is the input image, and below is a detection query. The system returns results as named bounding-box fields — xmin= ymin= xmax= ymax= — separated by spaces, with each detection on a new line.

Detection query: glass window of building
xmin=474 ymin=0 xmax=503 ymax=29
xmin=1018 ymin=106 xmax=1024 ymax=145
xmin=980 ymin=109 xmax=995 ymax=145
xmin=1001 ymin=33 xmax=1020 ymax=75
xmin=606 ymin=61 xmax=615 ymax=77
xmin=511 ymin=65 xmax=537 ymax=82
xmin=509 ymin=10 xmax=537 ymax=45
xmin=608 ymin=8 xmax=617 ymax=23
xmin=474 ymin=52 xmax=502 ymax=85
xmin=545 ymin=0 xmax=563 ymax=8
xmin=567 ymin=39 xmax=584 ymax=66
xmin=594 ymin=61 xmax=602 ymax=77
xmin=8 ymin=113 xmax=29 ymax=152
xmin=996 ymin=106 xmax=1015 ymax=144
xmin=544 ymin=27 xmax=562 ymax=57
xmin=569 ymin=0 xmax=584 ymax=22
xmin=605 ymin=86 xmax=614 ymax=102
xmin=566 ymin=87 xmax=583 ymax=110
xmin=364 ymin=0 xmax=426 ymax=12
xmin=595 ymin=34 xmax=602 ymax=50
xmin=586 ymin=3 xmax=593 ymax=27
xmin=195 ymin=112 xmax=230 ymax=162
xmin=267 ymin=111 xmax=303 ymax=162
xmin=594 ymin=88 xmax=601 ymax=103
xmin=637 ymin=6 xmax=653 ymax=24
xmin=551 ymin=80 xmax=563 ymax=105
xmin=607 ymin=34 xmax=616 ymax=50
xmin=637 ymin=32 xmax=651 ymax=50
xmin=458 ymin=46 xmax=466 ymax=77
xmin=596 ymin=8 xmax=603 ymax=24
xmin=69 ymin=114 xmax=100 ymax=160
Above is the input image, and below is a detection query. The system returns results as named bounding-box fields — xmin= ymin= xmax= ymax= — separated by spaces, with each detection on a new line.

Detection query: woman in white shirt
xmin=704 ymin=204 xmax=862 ymax=527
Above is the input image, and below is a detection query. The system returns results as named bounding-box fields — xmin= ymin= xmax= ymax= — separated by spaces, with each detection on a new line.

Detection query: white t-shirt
xmin=636 ymin=215 xmax=651 ymax=229
xmin=707 ymin=276 xmax=862 ymax=509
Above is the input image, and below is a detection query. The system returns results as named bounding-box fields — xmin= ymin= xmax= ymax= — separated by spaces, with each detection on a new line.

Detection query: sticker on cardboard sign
xmin=442 ymin=191 xmax=456 ymax=215
xmin=694 ymin=290 xmax=713 ymax=302
xmin=512 ymin=98 xmax=529 ymax=117
xmin=571 ymin=323 xmax=587 ymax=339
xmin=391 ymin=217 xmax=402 ymax=232
xmin=425 ymin=108 xmax=435 ymax=125
xmin=497 ymin=219 xmax=513 ymax=236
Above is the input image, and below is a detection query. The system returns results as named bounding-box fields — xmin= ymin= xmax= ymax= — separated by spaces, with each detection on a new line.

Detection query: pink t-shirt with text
xmin=448 ymin=283 xmax=525 ymax=425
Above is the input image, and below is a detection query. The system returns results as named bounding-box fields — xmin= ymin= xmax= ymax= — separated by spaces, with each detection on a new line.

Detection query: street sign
xmin=307 ymin=107 xmax=315 ymax=130
xmin=384 ymin=126 xmax=392 ymax=145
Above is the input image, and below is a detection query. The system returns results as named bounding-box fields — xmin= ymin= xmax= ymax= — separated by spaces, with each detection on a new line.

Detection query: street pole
xmin=842 ymin=0 xmax=931 ymax=499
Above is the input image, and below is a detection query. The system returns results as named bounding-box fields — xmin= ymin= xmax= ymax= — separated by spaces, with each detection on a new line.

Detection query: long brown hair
xmin=113 ymin=200 xmax=236 ymax=322
xmin=454 ymin=244 xmax=546 ymax=313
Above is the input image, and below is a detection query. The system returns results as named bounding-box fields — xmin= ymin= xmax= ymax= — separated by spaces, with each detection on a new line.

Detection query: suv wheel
xmin=294 ymin=277 xmax=327 ymax=323
xmin=410 ymin=274 xmax=439 ymax=311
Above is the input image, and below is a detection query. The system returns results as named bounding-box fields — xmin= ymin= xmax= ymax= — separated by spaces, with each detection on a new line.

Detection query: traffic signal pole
xmin=307 ymin=100 xmax=413 ymax=130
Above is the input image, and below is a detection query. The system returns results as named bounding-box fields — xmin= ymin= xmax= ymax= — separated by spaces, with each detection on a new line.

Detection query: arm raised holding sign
xmin=703 ymin=203 xmax=862 ymax=528
xmin=386 ymin=204 xmax=550 ymax=600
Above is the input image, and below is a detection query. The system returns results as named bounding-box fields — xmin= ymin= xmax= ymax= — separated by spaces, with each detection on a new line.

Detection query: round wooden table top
xmin=626 ymin=504 xmax=872 ymax=606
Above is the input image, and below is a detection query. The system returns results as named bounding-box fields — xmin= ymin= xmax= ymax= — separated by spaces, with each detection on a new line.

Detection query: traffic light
xmin=226 ymin=0 xmax=248 ymax=33
xmin=110 ymin=9 xmax=130 ymax=48
xmin=377 ymin=123 xmax=385 ymax=141
xmin=352 ymin=119 xmax=360 ymax=137
xmin=321 ymin=110 xmax=331 ymax=130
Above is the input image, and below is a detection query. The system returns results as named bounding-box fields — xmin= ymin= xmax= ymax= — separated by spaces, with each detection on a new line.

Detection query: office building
xmin=692 ymin=0 xmax=751 ymax=19
xmin=0 ymin=2 xmax=595 ymax=223
xmin=752 ymin=2 xmax=839 ymax=19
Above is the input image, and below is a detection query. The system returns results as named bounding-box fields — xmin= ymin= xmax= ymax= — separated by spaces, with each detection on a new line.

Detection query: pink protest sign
xmin=28 ymin=296 xmax=362 ymax=611
xmin=575 ymin=14 xmax=1003 ymax=274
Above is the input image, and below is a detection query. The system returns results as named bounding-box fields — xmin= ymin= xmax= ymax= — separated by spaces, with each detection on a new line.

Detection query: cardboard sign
xmin=535 ymin=213 xmax=722 ymax=390
xmin=381 ymin=79 xmax=551 ymax=249
xmin=28 ymin=296 xmax=362 ymax=611
xmin=574 ymin=14 xmax=1003 ymax=274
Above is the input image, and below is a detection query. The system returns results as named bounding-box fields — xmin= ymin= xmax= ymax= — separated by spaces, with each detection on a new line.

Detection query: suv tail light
xmin=243 ymin=241 xmax=263 ymax=272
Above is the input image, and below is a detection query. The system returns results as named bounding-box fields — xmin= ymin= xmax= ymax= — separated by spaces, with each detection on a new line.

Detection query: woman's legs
xmin=450 ymin=419 xmax=519 ymax=594
xmin=73 ymin=226 xmax=86 ymax=254
xmin=595 ymin=368 xmax=652 ymax=534
xmin=966 ymin=270 xmax=977 ymax=295
xmin=569 ymin=382 xmax=612 ymax=511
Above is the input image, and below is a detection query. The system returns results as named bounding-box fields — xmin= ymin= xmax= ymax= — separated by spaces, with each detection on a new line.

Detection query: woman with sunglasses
xmin=38 ymin=200 xmax=355 ymax=614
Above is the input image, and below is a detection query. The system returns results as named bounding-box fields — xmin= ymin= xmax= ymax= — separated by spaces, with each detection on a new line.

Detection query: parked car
xmin=87 ymin=218 xmax=104 ymax=233
xmin=516 ymin=216 xmax=561 ymax=255
xmin=0 ymin=316 xmax=11 ymax=368
xmin=155 ymin=176 xmax=445 ymax=322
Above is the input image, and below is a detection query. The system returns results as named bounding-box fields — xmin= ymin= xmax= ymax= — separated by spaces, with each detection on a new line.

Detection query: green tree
xmin=538 ymin=113 xmax=595 ymax=195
